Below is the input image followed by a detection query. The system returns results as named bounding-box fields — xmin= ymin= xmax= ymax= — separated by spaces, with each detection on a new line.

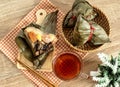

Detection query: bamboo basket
xmin=62 ymin=7 xmax=110 ymax=52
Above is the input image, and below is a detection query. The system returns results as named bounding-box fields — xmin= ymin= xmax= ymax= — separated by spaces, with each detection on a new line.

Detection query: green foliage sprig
xmin=90 ymin=53 xmax=120 ymax=87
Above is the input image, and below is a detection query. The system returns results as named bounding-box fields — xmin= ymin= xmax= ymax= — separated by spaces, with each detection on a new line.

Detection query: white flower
xmin=94 ymin=77 xmax=110 ymax=87
xmin=97 ymin=53 xmax=109 ymax=63
xmin=112 ymin=58 xmax=118 ymax=74
xmin=114 ymin=82 xmax=119 ymax=87
xmin=97 ymin=53 xmax=108 ymax=58
xmin=90 ymin=71 xmax=100 ymax=77
xmin=91 ymin=53 xmax=120 ymax=87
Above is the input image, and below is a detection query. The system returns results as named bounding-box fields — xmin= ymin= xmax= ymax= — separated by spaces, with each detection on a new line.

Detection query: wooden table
xmin=0 ymin=0 xmax=120 ymax=87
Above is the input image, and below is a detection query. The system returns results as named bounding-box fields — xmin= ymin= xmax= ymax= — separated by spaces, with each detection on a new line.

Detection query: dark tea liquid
xmin=53 ymin=53 xmax=81 ymax=80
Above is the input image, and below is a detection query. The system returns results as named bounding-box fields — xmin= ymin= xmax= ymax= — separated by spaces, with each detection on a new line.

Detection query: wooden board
xmin=17 ymin=52 xmax=54 ymax=72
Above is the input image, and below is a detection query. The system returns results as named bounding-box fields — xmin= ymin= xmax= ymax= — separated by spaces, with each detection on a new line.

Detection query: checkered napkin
xmin=0 ymin=0 xmax=87 ymax=86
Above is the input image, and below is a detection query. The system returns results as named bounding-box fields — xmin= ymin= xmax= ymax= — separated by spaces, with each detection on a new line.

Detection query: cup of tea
xmin=52 ymin=51 xmax=88 ymax=80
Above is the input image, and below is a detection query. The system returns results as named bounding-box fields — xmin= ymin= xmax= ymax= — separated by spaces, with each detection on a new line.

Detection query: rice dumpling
xmin=71 ymin=15 xmax=110 ymax=46
xmin=63 ymin=0 xmax=97 ymax=28
xmin=15 ymin=10 xmax=58 ymax=69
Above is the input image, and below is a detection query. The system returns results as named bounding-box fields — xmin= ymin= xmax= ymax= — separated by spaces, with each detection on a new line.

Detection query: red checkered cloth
xmin=0 ymin=0 xmax=87 ymax=87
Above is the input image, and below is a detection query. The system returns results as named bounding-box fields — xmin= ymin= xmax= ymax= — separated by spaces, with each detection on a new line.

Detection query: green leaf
xmin=92 ymin=53 xmax=120 ymax=87
xmin=110 ymin=56 xmax=115 ymax=65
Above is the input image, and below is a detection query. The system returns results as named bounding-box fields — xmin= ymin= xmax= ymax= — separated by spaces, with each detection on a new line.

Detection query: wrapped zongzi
xmin=63 ymin=0 xmax=97 ymax=28
xmin=71 ymin=15 xmax=110 ymax=46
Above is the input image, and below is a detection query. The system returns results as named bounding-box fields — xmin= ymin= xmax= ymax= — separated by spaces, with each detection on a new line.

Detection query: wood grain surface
xmin=0 ymin=0 xmax=120 ymax=87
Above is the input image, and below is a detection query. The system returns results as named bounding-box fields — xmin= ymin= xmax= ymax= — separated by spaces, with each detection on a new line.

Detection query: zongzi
xmin=71 ymin=15 xmax=110 ymax=46
xmin=63 ymin=0 xmax=97 ymax=28
xmin=15 ymin=10 xmax=58 ymax=69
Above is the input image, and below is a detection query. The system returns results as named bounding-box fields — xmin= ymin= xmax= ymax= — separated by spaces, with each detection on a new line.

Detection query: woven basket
xmin=62 ymin=7 xmax=110 ymax=52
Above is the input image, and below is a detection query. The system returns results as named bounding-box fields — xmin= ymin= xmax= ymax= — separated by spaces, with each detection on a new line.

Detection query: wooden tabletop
xmin=0 ymin=0 xmax=120 ymax=87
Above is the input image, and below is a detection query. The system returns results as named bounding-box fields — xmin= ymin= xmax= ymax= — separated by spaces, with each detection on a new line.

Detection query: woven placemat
xmin=0 ymin=0 xmax=87 ymax=86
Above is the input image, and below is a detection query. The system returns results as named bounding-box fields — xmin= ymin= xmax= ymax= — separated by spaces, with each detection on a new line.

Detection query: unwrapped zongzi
xmin=15 ymin=10 xmax=58 ymax=69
